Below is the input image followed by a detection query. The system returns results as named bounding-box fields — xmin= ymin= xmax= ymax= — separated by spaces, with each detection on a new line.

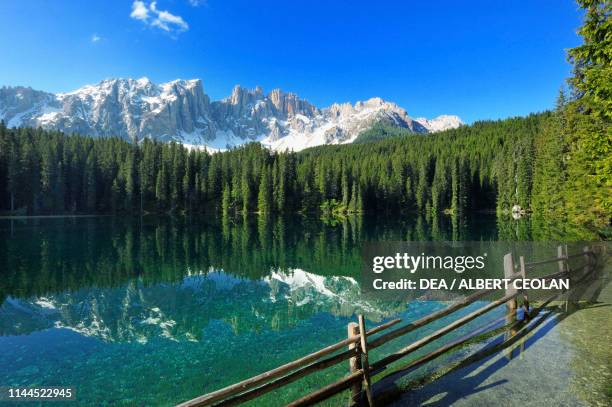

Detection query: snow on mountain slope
xmin=414 ymin=115 xmax=464 ymax=132
xmin=260 ymin=97 xmax=425 ymax=151
xmin=0 ymin=78 xmax=463 ymax=151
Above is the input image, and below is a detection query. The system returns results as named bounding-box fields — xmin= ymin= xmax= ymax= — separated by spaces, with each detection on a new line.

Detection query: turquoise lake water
xmin=0 ymin=215 xmax=608 ymax=406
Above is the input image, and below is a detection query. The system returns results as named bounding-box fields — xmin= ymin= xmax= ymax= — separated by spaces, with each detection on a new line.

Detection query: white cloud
xmin=188 ymin=0 xmax=206 ymax=6
xmin=150 ymin=2 xmax=189 ymax=32
xmin=91 ymin=34 xmax=101 ymax=43
xmin=130 ymin=1 xmax=150 ymax=21
xmin=130 ymin=1 xmax=188 ymax=35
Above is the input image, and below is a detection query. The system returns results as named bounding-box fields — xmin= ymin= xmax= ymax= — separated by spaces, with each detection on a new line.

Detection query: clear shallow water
xmin=0 ymin=215 xmax=607 ymax=406
xmin=390 ymin=281 xmax=612 ymax=407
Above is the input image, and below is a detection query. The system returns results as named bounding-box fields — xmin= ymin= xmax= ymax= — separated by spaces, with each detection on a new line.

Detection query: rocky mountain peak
xmin=267 ymin=88 xmax=318 ymax=118
xmin=414 ymin=115 xmax=464 ymax=132
xmin=0 ymin=78 xmax=463 ymax=151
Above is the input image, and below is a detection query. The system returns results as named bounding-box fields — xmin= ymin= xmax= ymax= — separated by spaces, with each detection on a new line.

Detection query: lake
xmin=0 ymin=215 xmax=609 ymax=406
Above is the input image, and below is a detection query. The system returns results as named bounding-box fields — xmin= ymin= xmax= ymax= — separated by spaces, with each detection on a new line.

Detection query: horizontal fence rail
xmin=176 ymin=319 xmax=402 ymax=407
xmin=177 ymin=246 xmax=597 ymax=407
xmin=525 ymin=251 xmax=588 ymax=268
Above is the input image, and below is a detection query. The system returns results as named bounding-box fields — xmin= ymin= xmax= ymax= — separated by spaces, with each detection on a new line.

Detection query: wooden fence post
xmin=503 ymin=253 xmax=517 ymax=316
xmin=347 ymin=322 xmax=362 ymax=407
xmin=518 ymin=256 xmax=529 ymax=320
xmin=503 ymin=252 xmax=517 ymax=359
xmin=583 ymin=245 xmax=604 ymax=303
xmin=558 ymin=245 xmax=569 ymax=312
xmin=557 ymin=245 xmax=566 ymax=273
xmin=583 ymin=246 xmax=592 ymax=273
xmin=358 ymin=315 xmax=374 ymax=407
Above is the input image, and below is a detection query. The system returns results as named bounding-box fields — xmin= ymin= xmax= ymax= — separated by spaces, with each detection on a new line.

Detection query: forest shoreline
xmin=0 ymin=214 xmax=112 ymax=219
xmin=0 ymin=208 xmax=502 ymax=219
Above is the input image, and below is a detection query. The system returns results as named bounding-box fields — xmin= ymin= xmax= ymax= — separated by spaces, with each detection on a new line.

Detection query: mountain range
xmin=0 ymin=78 xmax=463 ymax=152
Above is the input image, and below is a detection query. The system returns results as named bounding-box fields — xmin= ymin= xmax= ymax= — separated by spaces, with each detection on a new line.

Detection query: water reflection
xmin=0 ymin=214 xmax=499 ymax=342
xmin=0 ymin=214 xmax=504 ymax=405
xmin=0 ymin=215 xmax=607 ymax=406
xmin=0 ymin=214 xmax=503 ymax=302
xmin=2 ymin=269 xmax=413 ymax=342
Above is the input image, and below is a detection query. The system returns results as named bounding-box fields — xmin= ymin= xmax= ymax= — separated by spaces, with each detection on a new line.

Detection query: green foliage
xmin=530 ymin=1 xmax=611 ymax=238
xmin=563 ymin=0 xmax=611 ymax=234
xmin=0 ymin=114 xmax=547 ymax=218
xmin=0 ymin=1 xmax=608 ymax=240
xmin=567 ymin=0 xmax=612 ymax=121
xmin=257 ymin=164 xmax=272 ymax=213
xmin=353 ymin=123 xmax=416 ymax=144
xmin=532 ymin=92 xmax=569 ymax=218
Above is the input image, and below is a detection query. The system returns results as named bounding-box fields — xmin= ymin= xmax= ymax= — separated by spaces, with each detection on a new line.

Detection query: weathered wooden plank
xmin=285 ymin=371 xmax=364 ymax=407
xmin=348 ymin=322 xmax=362 ymax=407
xmin=504 ymin=253 xmax=518 ymax=315
xmin=358 ymin=315 xmax=375 ymax=407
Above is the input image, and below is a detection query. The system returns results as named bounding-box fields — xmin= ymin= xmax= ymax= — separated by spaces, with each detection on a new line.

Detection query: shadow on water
xmin=380 ymin=309 xmax=565 ymax=406
xmin=372 ymin=260 xmax=611 ymax=407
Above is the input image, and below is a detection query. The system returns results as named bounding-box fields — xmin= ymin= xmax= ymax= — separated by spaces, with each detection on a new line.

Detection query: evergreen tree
xmin=257 ymin=165 xmax=272 ymax=214
xmin=356 ymin=185 xmax=364 ymax=213
xmin=85 ymin=150 xmax=97 ymax=212
xmin=564 ymin=0 xmax=611 ymax=233
xmin=156 ymin=163 xmax=168 ymax=211
xmin=221 ymin=182 xmax=231 ymax=216
xmin=348 ymin=183 xmax=358 ymax=213
xmin=241 ymin=171 xmax=252 ymax=214
xmin=125 ymin=149 xmax=137 ymax=211
xmin=6 ymin=138 xmax=19 ymax=211
xmin=341 ymin=167 xmax=349 ymax=210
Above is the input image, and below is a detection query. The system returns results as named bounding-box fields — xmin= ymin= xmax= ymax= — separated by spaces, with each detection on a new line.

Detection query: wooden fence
xmin=177 ymin=245 xmax=599 ymax=407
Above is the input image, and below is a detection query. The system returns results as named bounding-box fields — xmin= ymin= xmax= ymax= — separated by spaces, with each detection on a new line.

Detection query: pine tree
xmin=183 ymin=151 xmax=194 ymax=211
xmin=221 ymin=182 xmax=231 ymax=216
xmin=40 ymin=146 xmax=58 ymax=212
xmin=348 ymin=183 xmax=357 ymax=213
xmin=274 ymin=157 xmax=287 ymax=213
xmin=415 ymin=161 xmax=428 ymax=212
xmin=20 ymin=138 xmax=40 ymax=213
xmin=156 ymin=163 xmax=168 ymax=211
xmin=356 ymin=185 xmax=364 ymax=213
xmin=257 ymin=165 xmax=272 ymax=214
xmin=6 ymin=138 xmax=19 ymax=212
xmin=111 ymin=176 xmax=122 ymax=212
xmin=532 ymin=94 xmax=568 ymax=216
xmin=85 ymin=150 xmax=97 ymax=212
xmin=341 ymin=167 xmax=349 ymax=211
xmin=241 ymin=171 xmax=251 ymax=214
xmin=125 ymin=149 xmax=137 ymax=211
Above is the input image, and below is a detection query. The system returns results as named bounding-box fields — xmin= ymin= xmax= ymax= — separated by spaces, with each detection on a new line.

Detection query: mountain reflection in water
xmin=0 ymin=214 xmax=544 ymax=406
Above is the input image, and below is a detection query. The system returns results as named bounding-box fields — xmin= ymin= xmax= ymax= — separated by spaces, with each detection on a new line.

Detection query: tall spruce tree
xmin=257 ymin=165 xmax=272 ymax=214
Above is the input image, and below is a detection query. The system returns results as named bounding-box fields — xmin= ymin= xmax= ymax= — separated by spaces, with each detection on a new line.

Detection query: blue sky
xmin=0 ymin=1 xmax=583 ymax=123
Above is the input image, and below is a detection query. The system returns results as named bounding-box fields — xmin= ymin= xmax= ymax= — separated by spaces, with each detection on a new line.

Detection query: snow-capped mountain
xmin=0 ymin=78 xmax=463 ymax=152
